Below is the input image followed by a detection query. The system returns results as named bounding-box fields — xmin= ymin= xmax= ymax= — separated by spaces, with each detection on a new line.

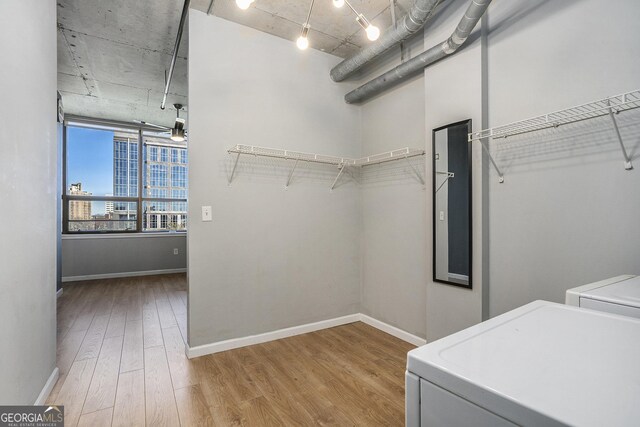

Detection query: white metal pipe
xmin=161 ymin=0 xmax=190 ymax=110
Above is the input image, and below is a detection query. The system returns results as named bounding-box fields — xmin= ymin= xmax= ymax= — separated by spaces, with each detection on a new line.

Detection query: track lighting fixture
xmin=237 ymin=0 xmax=381 ymax=47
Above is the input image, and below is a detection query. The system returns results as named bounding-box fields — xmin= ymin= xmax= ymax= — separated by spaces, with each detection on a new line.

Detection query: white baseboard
xmin=56 ymin=288 xmax=63 ymax=298
xmin=62 ymin=268 xmax=187 ymax=282
xmin=359 ymin=314 xmax=427 ymax=347
xmin=186 ymin=314 xmax=361 ymax=359
xmin=35 ymin=367 xmax=59 ymax=405
xmin=186 ymin=313 xmax=426 ymax=359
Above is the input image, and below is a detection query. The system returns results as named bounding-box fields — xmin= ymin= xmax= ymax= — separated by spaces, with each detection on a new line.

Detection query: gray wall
xmin=0 ymin=0 xmax=57 ymax=404
xmin=486 ymin=0 xmax=640 ymax=316
xmin=188 ymin=13 xmax=362 ymax=347
xmin=359 ymin=29 xmax=428 ymax=339
xmin=424 ymin=0 xmax=640 ymax=340
xmin=62 ymin=235 xmax=187 ymax=279
xmin=424 ymin=0 xmax=487 ymax=341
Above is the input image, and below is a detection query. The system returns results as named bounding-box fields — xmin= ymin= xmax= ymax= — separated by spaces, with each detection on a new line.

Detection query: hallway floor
xmin=48 ymin=274 xmax=413 ymax=426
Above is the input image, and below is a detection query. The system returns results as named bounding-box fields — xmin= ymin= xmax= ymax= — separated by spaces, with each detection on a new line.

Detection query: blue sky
xmin=67 ymin=127 xmax=114 ymax=196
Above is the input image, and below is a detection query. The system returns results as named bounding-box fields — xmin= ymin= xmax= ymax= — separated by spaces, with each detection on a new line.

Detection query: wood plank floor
xmin=48 ymin=274 xmax=415 ymax=426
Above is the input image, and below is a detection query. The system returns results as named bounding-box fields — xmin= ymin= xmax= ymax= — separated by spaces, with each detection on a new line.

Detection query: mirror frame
xmin=432 ymin=119 xmax=472 ymax=289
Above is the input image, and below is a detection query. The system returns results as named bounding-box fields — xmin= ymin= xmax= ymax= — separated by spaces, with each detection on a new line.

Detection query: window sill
xmin=62 ymin=232 xmax=187 ymax=240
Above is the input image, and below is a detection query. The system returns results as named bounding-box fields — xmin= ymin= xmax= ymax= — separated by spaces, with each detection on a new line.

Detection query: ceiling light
xmin=356 ymin=14 xmax=380 ymax=41
xmin=297 ymin=25 xmax=310 ymax=50
xmin=171 ymin=104 xmax=186 ymax=142
xmin=333 ymin=0 xmax=345 ymax=8
xmin=236 ymin=0 xmax=254 ymax=10
xmin=171 ymin=119 xmax=185 ymax=142
xmin=343 ymin=1 xmax=381 ymax=42
xmin=297 ymin=0 xmax=315 ymax=51
xmin=365 ymin=24 xmax=380 ymax=41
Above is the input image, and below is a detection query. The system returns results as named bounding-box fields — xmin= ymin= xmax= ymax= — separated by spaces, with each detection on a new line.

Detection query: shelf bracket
xmin=479 ymin=138 xmax=505 ymax=183
xmin=285 ymin=158 xmax=300 ymax=188
xmin=228 ymin=152 xmax=241 ymax=185
xmin=331 ymin=164 xmax=346 ymax=191
xmin=405 ymin=156 xmax=425 ymax=185
xmin=435 ymin=171 xmax=454 ymax=193
xmin=607 ymin=100 xmax=633 ymax=170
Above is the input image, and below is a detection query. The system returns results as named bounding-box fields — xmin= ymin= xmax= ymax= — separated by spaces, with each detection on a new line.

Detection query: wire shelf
xmin=468 ymin=89 xmax=639 ymax=182
xmin=228 ymin=144 xmax=355 ymax=166
xmin=469 ymin=90 xmax=640 ymax=142
xmin=226 ymin=144 xmax=425 ymax=188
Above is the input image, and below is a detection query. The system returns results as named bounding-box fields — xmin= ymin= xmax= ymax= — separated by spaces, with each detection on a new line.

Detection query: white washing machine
xmin=406 ymin=300 xmax=640 ymax=426
xmin=565 ymin=275 xmax=640 ymax=318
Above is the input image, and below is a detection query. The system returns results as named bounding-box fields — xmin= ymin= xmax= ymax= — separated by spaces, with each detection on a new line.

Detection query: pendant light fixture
xmin=342 ymin=0 xmax=380 ymax=41
xmin=171 ymin=104 xmax=186 ymax=142
xmin=297 ymin=0 xmax=315 ymax=50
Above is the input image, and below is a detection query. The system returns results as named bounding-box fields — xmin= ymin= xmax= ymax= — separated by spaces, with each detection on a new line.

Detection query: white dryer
xmin=565 ymin=275 xmax=640 ymax=318
xmin=406 ymin=300 xmax=640 ymax=426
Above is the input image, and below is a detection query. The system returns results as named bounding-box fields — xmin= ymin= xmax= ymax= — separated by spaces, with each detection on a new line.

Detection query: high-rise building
xmin=112 ymin=132 xmax=138 ymax=225
xmin=113 ymin=132 xmax=187 ymax=231
xmin=105 ymin=193 xmax=114 ymax=215
xmin=69 ymin=182 xmax=92 ymax=220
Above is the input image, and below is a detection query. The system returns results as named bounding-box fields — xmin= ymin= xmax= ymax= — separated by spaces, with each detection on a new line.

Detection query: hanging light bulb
xmin=296 ymin=1 xmax=314 ymax=51
xmin=333 ymin=0 xmax=345 ymax=8
xmin=356 ymin=13 xmax=380 ymax=41
xmin=236 ymin=0 xmax=254 ymax=10
xmin=365 ymin=24 xmax=380 ymax=41
xmin=297 ymin=26 xmax=310 ymax=50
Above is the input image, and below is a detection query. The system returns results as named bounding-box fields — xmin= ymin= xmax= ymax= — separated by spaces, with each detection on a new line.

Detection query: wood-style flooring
xmin=48 ymin=274 xmax=415 ymax=426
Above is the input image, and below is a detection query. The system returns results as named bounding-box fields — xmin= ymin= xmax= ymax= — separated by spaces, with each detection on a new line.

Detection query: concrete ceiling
xmin=58 ymin=0 xmax=412 ymax=126
xmin=191 ymin=0 xmax=415 ymax=58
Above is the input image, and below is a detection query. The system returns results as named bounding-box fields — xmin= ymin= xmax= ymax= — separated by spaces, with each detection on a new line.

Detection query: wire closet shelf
xmin=469 ymin=89 xmax=640 ymax=182
xmin=227 ymin=144 xmax=425 ymax=189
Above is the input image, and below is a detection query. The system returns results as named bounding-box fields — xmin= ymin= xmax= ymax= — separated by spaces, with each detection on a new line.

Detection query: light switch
xmin=439 ymin=211 xmax=445 ymax=221
xmin=202 ymin=206 xmax=212 ymax=222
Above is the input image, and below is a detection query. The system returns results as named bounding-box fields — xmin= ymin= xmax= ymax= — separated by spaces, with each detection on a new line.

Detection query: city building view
xmin=68 ymin=182 xmax=91 ymax=221
xmin=66 ymin=127 xmax=187 ymax=232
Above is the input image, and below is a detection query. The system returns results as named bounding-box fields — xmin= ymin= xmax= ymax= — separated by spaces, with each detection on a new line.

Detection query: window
xmin=63 ymin=120 xmax=188 ymax=233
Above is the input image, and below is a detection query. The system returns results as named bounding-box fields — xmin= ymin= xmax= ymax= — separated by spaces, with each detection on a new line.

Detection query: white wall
xmin=0 ymin=0 xmax=57 ymax=404
xmin=359 ymin=34 xmax=428 ymax=339
xmin=188 ymin=12 xmax=362 ymax=347
xmin=486 ymin=0 xmax=640 ymax=316
xmin=424 ymin=0 xmax=487 ymax=341
xmin=62 ymin=235 xmax=187 ymax=280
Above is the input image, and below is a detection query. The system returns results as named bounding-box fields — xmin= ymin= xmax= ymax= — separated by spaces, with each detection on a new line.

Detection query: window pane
xmin=67 ymin=126 xmax=138 ymax=199
xmin=143 ymin=201 xmax=187 ymax=231
xmin=143 ymin=133 xmax=187 ymax=232
xmin=68 ymin=200 xmax=137 ymax=232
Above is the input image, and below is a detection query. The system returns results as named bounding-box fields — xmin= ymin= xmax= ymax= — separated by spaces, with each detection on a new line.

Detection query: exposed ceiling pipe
xmin=161 ymin=0 xmax=190 ymax=110
xmin=344 ymin=0 xmax=492 ymax=104
xmin=330 ymin=0 xmax=444 ymax=82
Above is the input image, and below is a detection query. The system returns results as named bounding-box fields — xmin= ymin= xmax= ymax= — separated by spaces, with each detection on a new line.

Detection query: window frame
xmin=62 ymin=115 xmax=188 ymax=234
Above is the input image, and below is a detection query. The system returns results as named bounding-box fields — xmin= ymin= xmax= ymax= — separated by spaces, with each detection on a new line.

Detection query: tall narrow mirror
xmin=433 ymin=120 xmax=472 ymax=288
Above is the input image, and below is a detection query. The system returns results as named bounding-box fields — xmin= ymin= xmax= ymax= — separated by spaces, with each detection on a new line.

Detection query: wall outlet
xmin=173 ymin=248 xmax=179 ymax=255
